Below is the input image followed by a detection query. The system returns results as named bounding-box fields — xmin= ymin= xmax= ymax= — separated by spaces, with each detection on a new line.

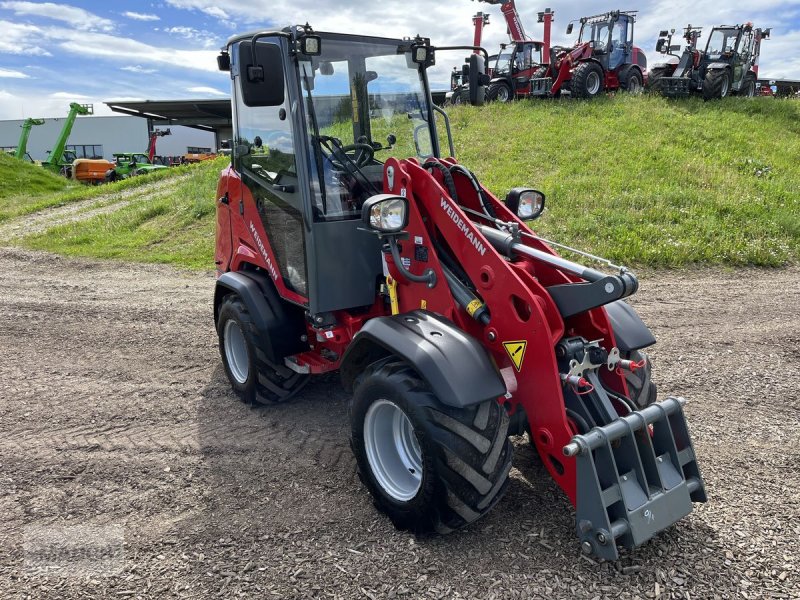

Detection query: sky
xmin=0 ymin=0 xmax=798 ymax=120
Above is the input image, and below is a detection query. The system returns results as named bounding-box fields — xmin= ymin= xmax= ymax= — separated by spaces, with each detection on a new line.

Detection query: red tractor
xmin=213 ymin=24 xmax=706 ymax=560
xmin=534 ymin=10 xmax=647 ymax=98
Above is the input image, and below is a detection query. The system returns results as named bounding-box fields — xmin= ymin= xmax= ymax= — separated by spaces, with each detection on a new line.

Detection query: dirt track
xmin=0 ymin=246 xmax=798 ymax=599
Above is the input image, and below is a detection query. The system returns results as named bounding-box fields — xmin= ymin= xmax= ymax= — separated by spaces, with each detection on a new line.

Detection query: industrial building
xmin=0 ymin=99 xmax=232 ymax=162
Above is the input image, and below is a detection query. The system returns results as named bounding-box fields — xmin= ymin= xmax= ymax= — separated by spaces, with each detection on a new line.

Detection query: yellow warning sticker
xmin=503 ymin=341 xmax=527 ymax=372
xmin=466 ymin=299 xmax=482 ymax=316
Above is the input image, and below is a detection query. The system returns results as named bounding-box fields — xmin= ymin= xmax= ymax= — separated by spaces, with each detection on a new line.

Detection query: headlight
xmin=505 ymin=188 xmax=545 ymax=220
xmin=361 ymin=194 xmax=409 ymax=233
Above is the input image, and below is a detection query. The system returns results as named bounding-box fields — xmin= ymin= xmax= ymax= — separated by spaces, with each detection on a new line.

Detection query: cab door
xmin=609 ymin=16 xmax=630 ymax=70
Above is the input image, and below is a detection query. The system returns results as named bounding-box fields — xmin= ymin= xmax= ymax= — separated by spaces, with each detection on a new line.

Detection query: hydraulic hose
xmin=423 ymin=159 xmax=459 ymax=201
xmin=448 ymin=164 xmax=497 ymax=220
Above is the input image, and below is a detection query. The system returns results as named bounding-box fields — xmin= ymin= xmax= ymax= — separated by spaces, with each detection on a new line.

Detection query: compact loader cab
xmin=213 ymin=24 xmax=706 ymax=560
xmin=216 ymin=28 xmax=443 ymax=314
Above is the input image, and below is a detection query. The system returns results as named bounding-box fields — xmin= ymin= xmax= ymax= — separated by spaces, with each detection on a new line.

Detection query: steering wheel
xmin=319 ymin=136 xmax=374 ymax=170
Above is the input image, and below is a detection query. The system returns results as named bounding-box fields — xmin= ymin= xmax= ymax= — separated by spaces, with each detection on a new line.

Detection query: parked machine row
xmin=447 ymin=1 xmax=769 ymax=102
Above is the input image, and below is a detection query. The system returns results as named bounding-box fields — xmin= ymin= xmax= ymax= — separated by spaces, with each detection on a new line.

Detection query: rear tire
xmin=350 ymin=359 xmax=512 ymax=534
xmin=217 ymin=294 xmax=309 ymax=404
xmin=620 ymin=66 xmax=643 ymax=94
xmin=571 ymin=62 xmax=604 ymax=99
xmin=487 ymin=82 xmax=512 ymax=102
xmin=740 ymin=74 xmax=757 ymax=98
xmin=623 ymin=349 xmax=657 ymax=409
xmin=702 ymin=69 xmax=730 ymax=100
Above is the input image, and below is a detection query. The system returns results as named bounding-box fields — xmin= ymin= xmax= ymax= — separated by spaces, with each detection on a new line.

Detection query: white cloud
xmin=0 ymin=21 xmax=52 ymax=56
xmin=49 ymin=91 xmax=90 ymax=99
xmin=0 ymin=1 xmax=115 ymax=32
xmin=0 ymin=67 xmax=29 ymax=78
xmin=122 ymin=11 xmax=159 ymax=22
xmin=165 ymin=26 xmax=219 ymax=49
xmin=0 ymin=89 xmax=116 ymax=119
xmin=121 ymin=65 xmax=158 ymax=74
xmin=187 ymin=86 xmax=227 ymax=96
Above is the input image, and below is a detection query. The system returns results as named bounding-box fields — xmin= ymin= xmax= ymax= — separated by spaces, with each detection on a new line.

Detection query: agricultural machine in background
xmin=647 ymin=25 xmax=703 ymax=94
xmin=212 ymin=24 xmax=707 ymax=560
xmin=147 ymin=128 xmax=171 ymax=163
xmin=105 ymin=152 xmax=169 ymax=182
xmin=537 ymin=10 xmax=647 ymax=99
xmin=42 ymin=102 xmax=93 ymax=177
xmin=12 ymin=118 xmax=45 ymax=162
xmin=445 ymin=10 xmax=491 ymax=105
xmin=652 ymin=22 xmax=769 ymax=99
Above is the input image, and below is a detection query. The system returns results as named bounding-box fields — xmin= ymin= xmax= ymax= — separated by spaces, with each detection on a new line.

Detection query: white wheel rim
xmin=587 ymin=72 xmax=601 ymax=94
xmin=364 ymin=399 xmax=422 ymax=501
xmin=629 ymin=76 xmax=640 ymax=92
xmin=224 ymin=320 xmax=249 ymax=384
xmin=721 ymin=75 xmax=729 ymax=97
xmin=499 ymin=86 xmax=510 ymax=101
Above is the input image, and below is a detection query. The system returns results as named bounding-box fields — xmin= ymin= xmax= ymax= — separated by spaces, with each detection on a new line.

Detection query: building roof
xmin=105 ymin=99 xmax=231 ymax=132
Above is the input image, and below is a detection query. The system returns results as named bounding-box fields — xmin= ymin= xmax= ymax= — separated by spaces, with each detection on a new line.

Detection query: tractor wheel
xmin=350 ymin=359 xmax=512 ymax=534
xmin=702 ymin=69 xmax=730 ymax=100
xmin=623 ymin=349 xmax=657 ymax=409
xmin=740 ymin=74 xmax=757 ymax=98
xmin=646 ymin=67 xmax=668 ymax=93
xmin=487 ymin=82 xmax=512 ymax=102
xmin=620 ymin=67 xmax=643 ymax=94
xmin=571 ymin=62 xmax=604 ymax=99
xmin=217 ymin=294 xmax=309 ymax=404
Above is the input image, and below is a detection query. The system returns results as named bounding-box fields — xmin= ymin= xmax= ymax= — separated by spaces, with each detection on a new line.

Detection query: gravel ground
xmin=0 ymin=246 xmax=797 ymax=599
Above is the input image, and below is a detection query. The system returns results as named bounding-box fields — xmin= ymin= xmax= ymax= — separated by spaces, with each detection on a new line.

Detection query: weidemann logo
xmin=249 ymin=221 xmax=279 ymax=280
xmin=440 ymin=197 xmax=486 ymax=256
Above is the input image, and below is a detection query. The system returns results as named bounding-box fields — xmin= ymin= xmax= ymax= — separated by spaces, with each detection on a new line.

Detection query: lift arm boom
xmin=14 ymin=118 xmax=45 ymax=161
xmin=42 ymin=103 xmax=93 ymax=172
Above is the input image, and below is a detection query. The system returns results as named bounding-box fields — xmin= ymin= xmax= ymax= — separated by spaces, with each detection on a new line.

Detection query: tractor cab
xmin=573 ymin=11 xmax=636 ymax=72
xmin=216 ymin=27 xmax=451 ymax=314
xmin=702 ymin=24 xmax=769 ymax=91
xmin=488 ymin=40 xmax=549 ymax=101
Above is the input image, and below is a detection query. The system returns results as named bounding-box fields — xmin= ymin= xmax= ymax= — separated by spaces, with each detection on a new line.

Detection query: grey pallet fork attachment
xmin=563 ymin=396 xmax=707 ymax=560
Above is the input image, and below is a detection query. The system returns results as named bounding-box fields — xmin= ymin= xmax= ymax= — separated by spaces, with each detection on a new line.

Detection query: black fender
xmin=340 ymin=310 xmax=506 ymax=409
xmin=214 ymin=270 xmax=307 ymax=364
xmin=604 ymin=300 xmax=656 ymax=353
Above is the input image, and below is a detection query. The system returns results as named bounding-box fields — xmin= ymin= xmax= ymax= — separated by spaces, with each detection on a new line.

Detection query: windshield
xmin=579 ymin=20 xmax=611 ymax=46
xmin=494 ymin=51 xmax=513 ymax=75
xmin=299 ymin=35 xmax=435 ymax=221
xmin=706 ymin=28 xmax=739 ymax=58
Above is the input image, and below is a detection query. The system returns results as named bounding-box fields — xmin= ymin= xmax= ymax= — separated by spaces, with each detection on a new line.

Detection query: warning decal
xmin=503 ymin=341 xmax=527 ymax=372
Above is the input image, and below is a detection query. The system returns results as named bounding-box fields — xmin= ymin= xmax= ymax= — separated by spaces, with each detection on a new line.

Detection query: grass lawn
xmin=12 ymin=95 xmax=800 ymax=269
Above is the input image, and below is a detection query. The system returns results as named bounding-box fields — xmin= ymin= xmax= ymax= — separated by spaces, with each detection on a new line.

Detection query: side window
xmin=234 ymin=40 xmax=308 ymax=296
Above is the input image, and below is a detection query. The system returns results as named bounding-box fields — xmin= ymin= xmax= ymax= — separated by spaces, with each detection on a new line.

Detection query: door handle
xmin=218 ymin=193 xmax=229 ymax=205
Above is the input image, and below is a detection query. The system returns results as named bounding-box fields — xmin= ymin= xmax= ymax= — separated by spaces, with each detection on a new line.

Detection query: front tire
xmin=647 ymin=66 xmax=668 ymax=93
xmin=217 ymin=294 xmax=308 ymax=404
xmin=703 ymin=69 xmax=730 ymax=100
xmin=624 ymin=349 xmax=657 ymax=409
xmin=351 ymin=359 xmax=512 ymax=534
xmin=487 ymin=82 xmax=512 ymax=102
xmin=740 ymin=74 xmax=757 ymax=98
xmin=571 ymin=62 xmax=604 ymax=99
xmin=620 ymin=66 xmax=643 ymax=94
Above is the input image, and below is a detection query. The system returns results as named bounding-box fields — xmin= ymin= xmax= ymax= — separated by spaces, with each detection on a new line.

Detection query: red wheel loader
xmin=213 ymin=25 xmax=706 ymax=560
xmin=531 ymin=10 xmax=647 ymax=99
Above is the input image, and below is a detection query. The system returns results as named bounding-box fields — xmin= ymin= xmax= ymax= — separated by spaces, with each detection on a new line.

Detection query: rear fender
xmin=706 ymin=62 xmax=730 ymax=71
xmin=340 ymin=310 xmax=506 ymax=409
xmin=214 ymin=269 xmax=307 ymax=363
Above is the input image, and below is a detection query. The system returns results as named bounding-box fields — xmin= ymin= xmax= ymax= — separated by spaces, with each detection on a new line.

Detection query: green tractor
xmin=105 ymin=152 xmax=169 ymax=182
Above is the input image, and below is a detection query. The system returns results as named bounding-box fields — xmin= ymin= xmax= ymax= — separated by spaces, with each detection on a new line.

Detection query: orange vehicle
xmin=71 ymin=158 xmax=114 ymax=184
xmin=183 ymin=151 xmax=217 ymax=163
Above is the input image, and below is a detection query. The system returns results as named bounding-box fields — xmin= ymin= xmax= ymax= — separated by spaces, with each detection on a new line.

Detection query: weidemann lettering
xmin=440 ymin=197 xmax=486 ymax=256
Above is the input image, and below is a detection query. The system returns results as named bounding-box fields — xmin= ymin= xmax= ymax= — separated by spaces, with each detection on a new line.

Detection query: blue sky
xmin=1 ymin=0 xmax=798 ymax=119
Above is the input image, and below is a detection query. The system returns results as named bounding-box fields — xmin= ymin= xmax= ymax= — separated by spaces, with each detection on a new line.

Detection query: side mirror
xmin=669 ymin=45 xmax=681 ymax=52
xmin=566 ymin=23 xmax=574 ymax=35
xmin=319 ymin=61 xmax=334 ymax=76
xmin=239 ymin=41 xmax=285 ymax=107
xmin=468 ymin=54 xmax=487 ymax=106
xmin=655 ymin=39 xmax=666 ymax=53
xmin=217 ymin=51 xmax=230 ymax=71
xmin=505 ymin=188 xmax=545 ymax=220
xmin=362 ymin=194 xmax=409 ymax=233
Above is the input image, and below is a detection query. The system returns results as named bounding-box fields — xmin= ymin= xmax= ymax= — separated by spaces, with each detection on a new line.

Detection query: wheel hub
xmin=223 ymin=319 xmax=249 ymax=384
xmin=363 ymin=399 xmax=422 ymax=502
xmin=587 ymin=72 xmax=601 ymax=95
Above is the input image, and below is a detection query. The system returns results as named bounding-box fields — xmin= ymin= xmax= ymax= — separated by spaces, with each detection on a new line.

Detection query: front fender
xmin=340 ymin=310 xmax=506 ymax=408
xmin=604 ymin=300 xmax=656 ymax=353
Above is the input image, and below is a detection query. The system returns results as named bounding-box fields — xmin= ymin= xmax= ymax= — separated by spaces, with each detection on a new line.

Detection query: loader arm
xmin=43 ymin=103 xmax=92 ymax=172
xmin=478 ymin=0 xmax=527 ymax=42
xmin=380 ymin=157 xmax=705 ymax=558
xmin=14 ymin=118 xmax=45 ymax=161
